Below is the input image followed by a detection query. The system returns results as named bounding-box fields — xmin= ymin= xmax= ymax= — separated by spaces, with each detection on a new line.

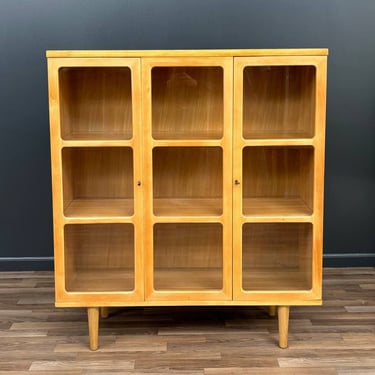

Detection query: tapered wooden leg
xmin=87 ymin=307 xmax=99 ymax=351
xmin=278 ymin=306 xmax=290 ymax=349
xmin=100 ymin=307 xmax=109 ymax=319
xmin=268 ymin=306 xmax=276 ymax=317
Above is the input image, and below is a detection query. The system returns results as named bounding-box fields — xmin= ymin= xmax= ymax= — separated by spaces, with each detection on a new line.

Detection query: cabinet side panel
xmin=47 ymin=59 xmax=65 ymax=302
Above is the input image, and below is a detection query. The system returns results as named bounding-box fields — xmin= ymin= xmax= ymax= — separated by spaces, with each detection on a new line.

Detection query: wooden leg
xmin=278 ymin=306 xmax=290 ymax=349
xmin=87 ymin=307 xmax=99 ymax=351
xmin=268 ymin=306 xmax=276 ymax=317
xmin=100 ymin=307 xmax=109 ymax=319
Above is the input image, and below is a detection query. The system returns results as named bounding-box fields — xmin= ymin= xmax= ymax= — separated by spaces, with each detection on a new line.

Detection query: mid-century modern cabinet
xmin=47 ymin=49 xmax=328 ymax=350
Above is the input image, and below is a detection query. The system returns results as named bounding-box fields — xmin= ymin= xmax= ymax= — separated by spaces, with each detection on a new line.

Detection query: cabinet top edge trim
xmin=46 ymin=49 xmax=329 ymax=58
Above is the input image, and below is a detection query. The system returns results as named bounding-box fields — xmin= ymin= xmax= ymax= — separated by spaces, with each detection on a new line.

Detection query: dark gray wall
xmin=0 ymin=0 xmax=374 ymax=269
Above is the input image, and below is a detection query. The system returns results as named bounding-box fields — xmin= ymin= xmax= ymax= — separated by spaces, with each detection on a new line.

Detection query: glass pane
xmin=62 ymin=147 xmax=134 ymax=217
xmin=59 ymin=67 xmax=133 ymax=140
xmin=242 ymin=223 xmax=312 ymax=291
xmin=153 ymin=147 xmax=223 ymax=216
xmin=243 ymin=66 xmax=315 ymax=139
xmin=65 ymin=224 xmax=135 ymax=292
xmin=242 ymin=146 xmax=314 ymax=216
xmin=154 ymin=223 xmax=223 ymax=290
xmin=152 ymin=67 xmax=223 ymax=139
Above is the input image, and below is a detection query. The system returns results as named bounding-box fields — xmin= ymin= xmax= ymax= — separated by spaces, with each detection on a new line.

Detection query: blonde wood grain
xmin=64 ymin=198 xmax=134 ymax=218
xmin=46 ymin=48 xmax=329 ymax=58
xmin=243 ymin=197 xmax=312 ymax=217
xmin=59 ymin=67 xmax=133 ymax=140
xmin=242 ymin=146 xmax=314 ymax=214
xmin=151 ymin=67 xmax=223 ymax=140
xmin=62 ymin=147 xmax=134 ymax=215
xmin=64 ymin=224 xmax=135 ymax=292
xmin=152 ymin=147 xmax=223 ymax=213
xmin=242 ymin=65 xmax=315 ymax=139
xmin=142 ymin=56 xmax=233 ymax=303
xmin=153 ymin=198 xmax=223 ymax=217
xmin=278 ymin=306 xmax=290 ymax=348
xmin=100 ymin=307 xmax=109 ymax=319
xmin=87 ymin=307 xmax=99 ymax=351
xmin=242 ymin=223 xmax=312 ymax=291
xmin=268 ymin=306 xmax=276 ymax=317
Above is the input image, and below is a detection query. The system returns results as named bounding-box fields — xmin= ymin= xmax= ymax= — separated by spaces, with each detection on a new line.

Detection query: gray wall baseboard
xmin=0 ymin=254 xmax=374 ymax=271
xmin=0 ymin=257 xmax=54 ymax=271
xmin=323 ymin=253 xmax=375 ymax=267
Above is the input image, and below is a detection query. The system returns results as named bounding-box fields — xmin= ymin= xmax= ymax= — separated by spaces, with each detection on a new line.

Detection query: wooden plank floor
xmin=0 ymin=268 xmax=374 ymax=374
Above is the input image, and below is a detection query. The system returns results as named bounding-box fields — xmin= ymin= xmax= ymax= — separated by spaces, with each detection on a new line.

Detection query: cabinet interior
xmin=151 ymin=67 xmax=223 ymax=139
xmin=243 ymin=65 xmax=315 ymax=139
xmin=59 ymin=67 xmax=133 ymax=140
xmin=242 ymin=223 xmax=312 ymax=291
xmin=64 ymin=224 xmax=135 ymax=292
xmin=152 ymin=147 xmax=223 ymax=216
xmin=242 ymin=146 xmax=314 ymax=216
xmin=153 ymin=223 xmax=223 ymax=291
xmin=62 ymin=147 xmax=134 ymax=217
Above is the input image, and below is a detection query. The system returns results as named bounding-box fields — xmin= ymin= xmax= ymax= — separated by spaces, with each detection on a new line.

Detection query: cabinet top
xmin=46 ymin=49 xmax=328 ymax=58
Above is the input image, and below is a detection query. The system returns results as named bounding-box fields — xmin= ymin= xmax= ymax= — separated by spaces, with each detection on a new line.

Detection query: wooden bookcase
xmin=47 ymin=49 xmax=328 ymax=350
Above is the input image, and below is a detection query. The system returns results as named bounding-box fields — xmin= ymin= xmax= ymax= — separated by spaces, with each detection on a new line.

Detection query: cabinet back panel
xmin=243 ymin=66 xmax=315 ymax=139
xmin=154 ymin=223 xmax=223 ymax=268
xmin=153 ymin=147 xmax=223 ymax=199
xmin=59 ymin=67 xmax=133 ymax=140
xmin=242 ymin=223 xmax=312 ymax=290
xmin=64 ymin=224 xmax=135 ymax=292
xmin=242 ymin=146 xmax=314 ymax=209
xmin=152 ymin=67 xmax=223 ymax=139
xmin=62 ymin=147 xmax=134 ymax=200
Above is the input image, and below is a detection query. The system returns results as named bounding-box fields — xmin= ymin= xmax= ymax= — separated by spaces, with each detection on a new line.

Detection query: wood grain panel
xmin=242 ymin=146 xmax=314 ymax=215
xmin=242 ymin=223 xmax=312 ymax=291
xmin=62 ymin=147 xmax=134 ymax=217
xmin=59 ymin=67 xmax=133 ymax=140
xmin=64 ymin=224 xmax=135 ymax=292
xmin=243 ymin=65 xmax=315 ymax=139
xmin=152 ymin=67 xmax=223 ymax=139
xmin=153 ymin=147 xmax=223 ymax=216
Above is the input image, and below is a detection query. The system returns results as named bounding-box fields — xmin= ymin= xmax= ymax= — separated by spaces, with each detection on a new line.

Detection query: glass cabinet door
xmin=233 ymin=56 xmax=326 ymax=302
xmin=141 ymin=57 xmax=233 ymax=301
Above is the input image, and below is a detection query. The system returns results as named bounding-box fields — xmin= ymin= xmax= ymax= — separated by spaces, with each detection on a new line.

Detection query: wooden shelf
xmin=59 ymin=67 xmax=133 ymax=140
xmin=64 ymin=198 xmax=134 ymax=218
xmin=154 ymin=268 xmax=222 ymax=291
xmin=242 ymin=267 xmax=311 ymax=291
xmin=66 ymin=269 xmax=134 ymax=292
xmin=62 ymin=131 xmax=132 ymax=141
xmin=242 ymin=146 xmax=314 ymax=214
xmin=154 ymin=198 xmax=222 ymax=217
xmin=242 ymin=223 xmax=312 ymax=291
xmin=243 ymin=197 xmax=312 ymax=217
xmin=243 ymin=130 xmax=313 ymax=140
xmin=151 ymin=67 xmax=223 ymax=140
xmin=153 ymin=147 xmax=223 ymax=213
xmin=242 ymin=66 xmax=315 ymax=140
xmin=62 ymin=148 xmax=134 ymax=216
xmin=64 ymin=224 xmax=135 ymax=293
xmin=153 ymin=223 xmax=223 ymax=291
xmin=152 ymin=129 xmax=223 ymax=140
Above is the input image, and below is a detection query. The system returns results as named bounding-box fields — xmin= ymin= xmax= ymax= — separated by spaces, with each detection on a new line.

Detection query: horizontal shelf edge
xmin=60 ymin=140 xmax=134 ymax=148
xmin=63 ymin=217 xmax=135 ymax=224
xmin=241 ymin=216 xmax=314 ymax=223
